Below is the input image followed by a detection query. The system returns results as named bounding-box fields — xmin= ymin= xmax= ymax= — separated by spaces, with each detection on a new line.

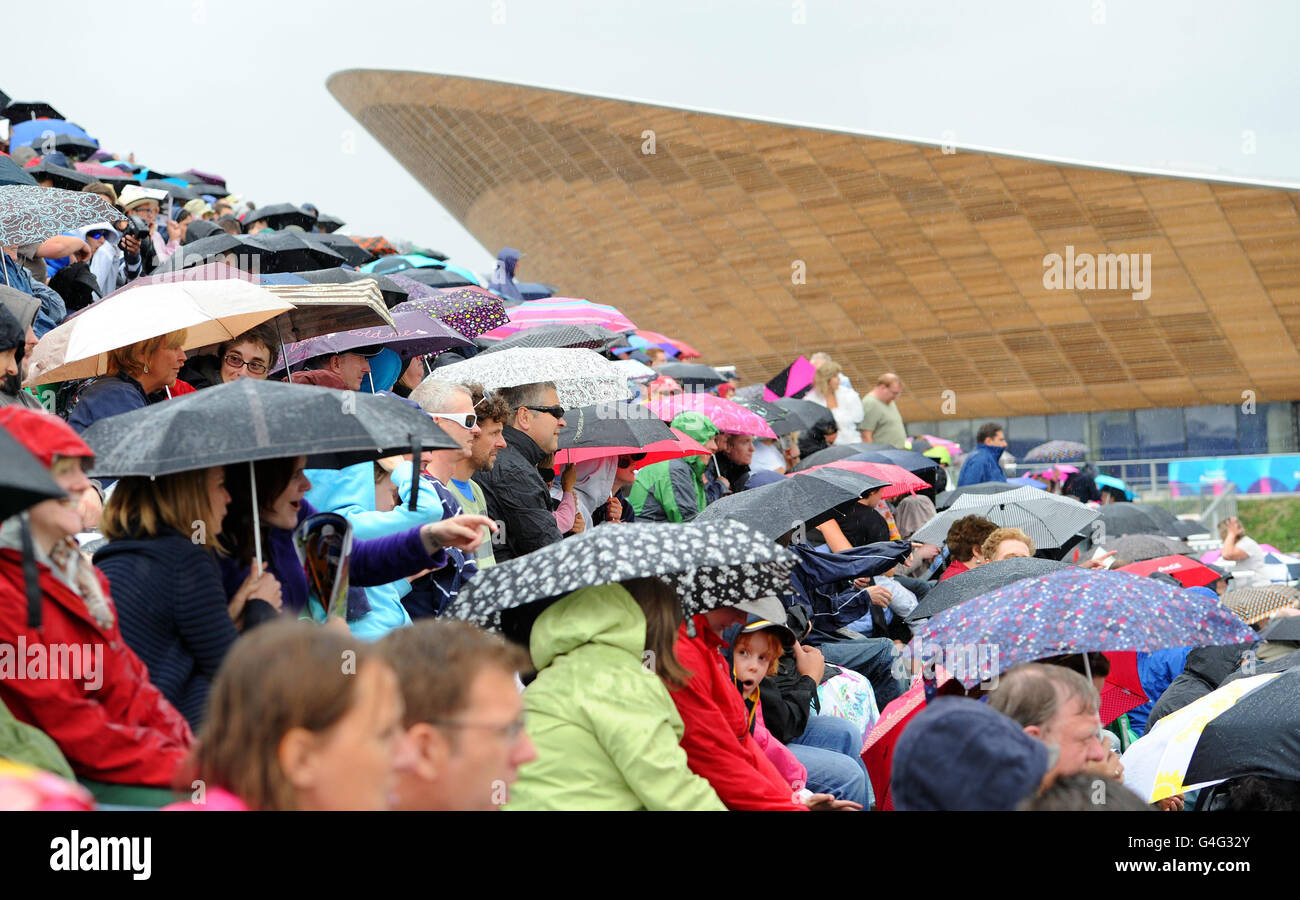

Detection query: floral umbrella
xmin=391 ymin=284 xmax=508 ymax=339
xmin=0 ymin=184 xmax=120 ymax=247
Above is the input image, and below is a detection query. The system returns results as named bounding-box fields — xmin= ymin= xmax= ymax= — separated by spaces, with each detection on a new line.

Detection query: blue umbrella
xmin=0 ymin=155 xmax=39 ymax=187
xmin=909 ymin=567 xmax=1258 ymax=687
xmin=8 ymin=119 xmax=96 ymax=151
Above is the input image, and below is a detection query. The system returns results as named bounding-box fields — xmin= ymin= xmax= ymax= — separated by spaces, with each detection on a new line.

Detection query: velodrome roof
xmin=328 ymin=69 xmax=1300 ymax=420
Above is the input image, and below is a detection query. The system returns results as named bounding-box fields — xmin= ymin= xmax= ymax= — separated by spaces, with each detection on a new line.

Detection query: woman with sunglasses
xmin=178 ymin=323 xmax=279 ymax=390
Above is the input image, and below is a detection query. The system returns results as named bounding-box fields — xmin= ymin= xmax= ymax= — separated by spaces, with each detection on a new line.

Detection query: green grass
xmin=1236 ymin=496 xmax=1300 ymax=553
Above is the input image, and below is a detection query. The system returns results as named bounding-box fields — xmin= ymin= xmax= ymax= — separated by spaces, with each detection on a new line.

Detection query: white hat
xmin=118 ymin=183 xmax=168 ymax=210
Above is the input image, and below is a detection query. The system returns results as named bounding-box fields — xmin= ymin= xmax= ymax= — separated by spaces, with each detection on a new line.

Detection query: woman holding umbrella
xmin=66 ymin=329 xmax=189 ymax=433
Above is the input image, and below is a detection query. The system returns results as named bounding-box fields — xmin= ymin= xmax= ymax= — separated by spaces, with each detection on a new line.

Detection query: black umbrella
xmin=793 ymin=442 xmax=895 ymax=471
xmin=2 ymin=101 xmax=64 ymax=121
xmin=655 ymin=362 xmax=727 ymax=388
xmin=293 ymin=267 xmax=407 ymax=308
xmin=772 ymin=397 xmax=838 ymax=433
xmin=33 ymin=135 xmax=97 ymax=162
xmin=139 ymin=178 xmax=197 ymax=203
xmin=1257 ymin=617 xmax=1300 ymax=643
xmin=849 ymin=449 xmax=941 ymax=476
xmin=935 ymin=481 xmax=1020 ymax=510
xmin=1183 ymin=666 xmax=1300 ymax=786
xmin=160 ymin=232 xmax=244 ymax=266
xmin=730 ymin=396 xmax=798 ymax=436
xmin=696 ymin=467 xmax=887 ymax=540
xmin=245 ymin=232 xmax=346 ymax=273
xmin=24 ymin=160 xmax=94 ymax=191
xmin=1132 ymin=503 xmax=1208 ymax=539
xmin=1102 ymin=533 xmax=1193 ymax=563
xmin=0 ymin=428 xmax=65 ymax=521
xmin=398 ymin=267 xmax=479 ymax=289
xmin=183 ymin=220 xmax=225 ymax=243
xmin=300 ymin=232 xmax=376 ymax=267
xmin=556 ymin=404 xmax=676 ymax=452
xmin=442 ymin=520 xmax=795 ymax=637
xmin=314 ymin=214 xmax=345 ymax=233
xmin=0 ymin=155 xmax=38 ymax=187
xmin=79 ymin=377 xmax=460 ymax=478
xmin=905 ymin=557 xmax=1072 ymax=623
xmin=1098 ymin=504 xmax=1168 ymax=539
xmin=245 ymin=203 xmax=317 ymax=230
xmin=480 ymin=323 xmax=619 ymax=354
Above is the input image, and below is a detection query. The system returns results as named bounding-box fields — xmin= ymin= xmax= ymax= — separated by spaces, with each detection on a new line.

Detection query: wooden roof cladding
xmin=328 ymin=70 xmax=1300 ymax=420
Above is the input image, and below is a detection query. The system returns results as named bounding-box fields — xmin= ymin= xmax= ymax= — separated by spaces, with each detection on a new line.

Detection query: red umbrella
xmin=351 ymin=235 xmax=399 ymax=257
xmin=1118 ymin=555 xmax=1223 ymax=589
xmin=553 ymin=428 xmax=710 ymax=468
xmin=862 ymin=668 xmax=957 ymax=811
xmin=1099 ymin=651 xmax=1148 ymax=725
xmin=794 ymin=460 xmax=928 ymax=499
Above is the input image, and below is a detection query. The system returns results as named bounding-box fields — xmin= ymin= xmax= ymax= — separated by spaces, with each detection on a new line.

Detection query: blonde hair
xmin=812 ymin=361 xmax=841 ymax=400
xmin=101 ymin=468 xmax=224 ymax=550
xmin=106 ymin=329 xmax=188 ymax=380
xmin=981 ymin=527 xmax=1036 ymax=560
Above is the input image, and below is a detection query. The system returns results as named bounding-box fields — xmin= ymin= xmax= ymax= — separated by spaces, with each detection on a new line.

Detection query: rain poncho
xmin=506 ymin=584 xmax=725 ymax=811
xmin=486 ymin=247 xmax=525 ymax=304
xmin=628 ymin=411 xmax=718 ymax=523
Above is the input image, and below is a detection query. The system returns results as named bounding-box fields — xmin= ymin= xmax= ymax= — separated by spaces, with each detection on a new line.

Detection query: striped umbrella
xmin=644 ymin=393 xmax=777 ymax=439
xmin=633 ymin=330 xmax=699 ymax=358
xmin=910 ymin=486 xmax=1099 ymax=550
xmin=480 ymin=323 xmax=619 ymax=354
xmin=1023 ymin=440 xmax=1089 ymax=463
xmin=481 ymin=298 xmax=637 ymax=338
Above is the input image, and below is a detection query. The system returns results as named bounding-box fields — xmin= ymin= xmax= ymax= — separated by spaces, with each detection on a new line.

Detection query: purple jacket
xmin=217 ymin=499 xmax=446 ymax=615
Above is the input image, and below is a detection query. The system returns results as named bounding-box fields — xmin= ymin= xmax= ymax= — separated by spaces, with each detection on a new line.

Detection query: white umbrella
xmin=610 ymin=358 xmax=658 ymax=382
xmin=433 ymin=346 xmax=629 ymax=408
xmin=1120 ymin=672 xmax=1281 ymax=802
xmin=910 ymin=485 xmax=1099 ymax=549
xmin=25 ymin=280 xmax=294 ymax=385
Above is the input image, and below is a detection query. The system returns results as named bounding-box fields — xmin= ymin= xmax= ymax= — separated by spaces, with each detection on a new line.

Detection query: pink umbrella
xmin=74 ymin=162 xmax=130 ymax=178
xmin=481 ymin=297 xmax=636 ymax=338
xmin=795 ymin=460 xmax=928 ymax=499
xmin=916 ymin=434 xmax=962 ymax=456
xmin=635 ymin=330 xmax=699 ymax=359
xmin=643 ymin=394 xmax=777 ymax=439
xmin=763 ymin=355 xmax=815 ymax=402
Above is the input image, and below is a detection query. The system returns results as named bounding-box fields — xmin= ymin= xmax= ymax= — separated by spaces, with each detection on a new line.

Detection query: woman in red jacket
xmin=0 ymin=407 xmax=193 ymax=789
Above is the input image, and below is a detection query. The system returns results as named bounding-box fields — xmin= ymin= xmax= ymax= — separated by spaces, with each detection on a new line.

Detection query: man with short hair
xmin=956 ymin=422 xmax=1008 ymax=486
xmin=304 ymin=346 xmax=380 ymax=392
xmin=472 ymin=381 xmax=567 ymax=562
xmin=446 ymin=382 xmax=506 ymax=569
xmin=981 ymin=526 xmax=1035 ymax=562
xmin=378 ymin=620 xmax=537 ymax=811
xmin=986 ymin=663 xmax=1111 ymax=780
xmin=713 ymin=432 xmax=754 ymax=494
xmin=858 ymin=373 xmax=906 ymax=448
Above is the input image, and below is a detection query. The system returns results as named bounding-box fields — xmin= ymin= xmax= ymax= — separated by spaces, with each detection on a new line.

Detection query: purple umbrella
xmin=909 ymin=567 xmax=1257 ymax=688
xmin=391 ymin=285 xmax=508 ymax=340
xmin=274 ymin=309 xmax=471 ymax=373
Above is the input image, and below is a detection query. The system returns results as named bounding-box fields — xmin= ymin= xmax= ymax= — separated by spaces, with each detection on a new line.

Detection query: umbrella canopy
xmin=1118 ymin=555 xmax=1225 ymax=589
xmin=695 ymin=467 xmax=886 ymax=540
xmin=442 ymin=520 xmax=794 ymax=631
xmin=654 ymin=362 xmax=726 ymax=388
xmin=729 ymin=396 xmax=799 ymax=436
xmin=554 ymin=421 xmax=709 ymax=468
xmin=554 ymin=404 xmax=677 ymax=456
xmin=179 ymin=168 xmax=226 ymax=189
xmin=795 ymin=460 xmax=927 ymax=499
xmin=276 ymin=309 xmax=470 ymax=372
xmin=80 ymin=377 xmax=460 ymax=477
xmin=849 ymin=449 xmax=941 ymax=476
xmin=1102 ymin=533 xmax=1192 ymax=563
xmin=1257 ymin=616 xmax=1300 ymax=642
xmin=763 ymin=356 xmax=815 ymax=401
xmin=300 ymin=232 xmax=376 ymax=267
xmin=479 ymin=323 xmax=619 ymax=354
xmin=25 ymin=280 xmax=294 ymax=385
xmin=350 ymin=235 xmax=397 ymax=256
xmin=23 ymin=160 xmax=94 ymax=191
xmin=1122 ymin=672 xmax=1290 ymax=801
xmin=362 ymin=252 xmax=447 ymax=274
xmin=139 ymin=178 xmax=196 ymax=202
xmin=391 ymin=286 xmax=509 ymax=339
xmin=314 ymin=214 xmax=346 ymax=233
xmin=910 ymin=486 xmax=1099 ymax=550
xmin=394 ymin=267 xmax=480 ymax=289
xmin=911 ymin=567 xmax=1257 ymax=688
xmin=632 ymin=330 xmax=699 ymax=359
xmin=244 ymin=203 xmax=317 ymax=230
xmin=7 ymin=119 xmax=94 ymax=150
xmin=286 ymin=267 xmax=408 ymax=308
xmin=0 ymin=155 xmax=39 ymax=188
xmin=644 ymin=393 xmax=777 ymax=439
xmin=482 ymin=298 xmax=637 ymax=338
xmin=1098 ymin=504 xmax=1170 ymax=539
xmin=905 ymin=557 xmax=1073 ymax=623
xmin=98 ymin=261 xmax=257 ymax=302
xmin=793 ymin=442 xmax=895 ymax=471
xmin=1096 ymin=474 xmax=1136 ymax=500
xmin=1 ymin=101 xmax=65 ymax=121
xmin=0 ymin=428 xmax=65 ymax=521
xmin=609 ymin=358 xmax=658 ymax=383
xmin=935 ymin=482 xmax=1021 ymax=510
xmin=1222 ymin=585 xmax=1300 ymax=626
xmin=432 ymin=346 xmax=629 ymax=409
xmin=257 ymin=280 xmax=397 ymax=343
xmin=159 ymin=232 xmax=346 ymax=274
xmin=0 ymin=185 xmax=121 ymax=246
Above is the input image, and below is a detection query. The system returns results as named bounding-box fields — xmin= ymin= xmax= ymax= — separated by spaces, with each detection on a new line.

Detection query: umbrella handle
xmin=250 ymin=460 xmax=263 ymax=571
xmin=408 ymin=436 xmax=421 ymax=512
xmin=275 ymin=318 xmax=294 ymax=384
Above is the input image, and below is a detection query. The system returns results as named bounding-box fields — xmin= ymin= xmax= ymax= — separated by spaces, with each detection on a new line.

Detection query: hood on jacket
xmin=358 ymin=347 xmax=402 ymax=394
xmin=670 ymin=411 xmax=719 ymax=478
xmin=529 ymin=583 xmax=645 ymax=670
xmin=0 ymin=285 xmax=40 ymax=334
xmin=75 ymin=221 xmax=121 ymax=248
xmin=0 ymin=305 xmax=23 ymax=354
xmin=303 ymin=461 xmax=375 ymax=514
xmin=0 ymin=406 xmax=94 ymax=467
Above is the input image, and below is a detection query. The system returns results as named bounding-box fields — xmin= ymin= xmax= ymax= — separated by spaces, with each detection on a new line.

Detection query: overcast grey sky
xmin=5 ymin=0 xmax=1296 ymax=281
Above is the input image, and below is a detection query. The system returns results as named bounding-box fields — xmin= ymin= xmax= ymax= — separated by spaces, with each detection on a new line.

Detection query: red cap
xmin=0 ymin=407 xmax=94 ymax=469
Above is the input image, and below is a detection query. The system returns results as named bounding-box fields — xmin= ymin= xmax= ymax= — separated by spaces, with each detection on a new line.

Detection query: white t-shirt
xmin=1231 ymin=536 xmax=1268 ymax=573
xmin=751 ymin=441 xmax=786 ymax=473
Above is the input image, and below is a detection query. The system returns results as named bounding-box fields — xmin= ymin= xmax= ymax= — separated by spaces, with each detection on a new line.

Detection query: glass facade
xmin=909 ymin=402 xmax=1299 ymax=460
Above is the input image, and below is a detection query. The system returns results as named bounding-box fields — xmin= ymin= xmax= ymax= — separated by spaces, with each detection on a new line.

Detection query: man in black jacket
xmin=472 ymin=381 xmax=567 ymax=562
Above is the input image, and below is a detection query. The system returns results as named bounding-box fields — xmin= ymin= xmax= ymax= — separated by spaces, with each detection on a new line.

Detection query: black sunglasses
xmin=521 ymin=405 xmax=566 ymax=419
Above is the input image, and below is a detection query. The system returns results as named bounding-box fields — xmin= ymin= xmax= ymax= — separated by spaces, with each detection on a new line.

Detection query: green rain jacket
xmin=506 ymin=584 xmax=725 ymax=811
xmin=628 ymin=411 xmax=720 ymax=523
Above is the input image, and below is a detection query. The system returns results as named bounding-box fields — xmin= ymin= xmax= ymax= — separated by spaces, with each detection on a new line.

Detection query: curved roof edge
xmin=328 ymin=67 xmax=1300 ymax=193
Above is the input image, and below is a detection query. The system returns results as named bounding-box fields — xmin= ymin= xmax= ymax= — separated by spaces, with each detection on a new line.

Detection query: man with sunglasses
xmin=472 ymin=381 xmax=568 ymax=562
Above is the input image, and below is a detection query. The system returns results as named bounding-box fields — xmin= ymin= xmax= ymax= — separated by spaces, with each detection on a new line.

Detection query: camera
xmin=122 ymin=214 xmax=150 ymax=243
